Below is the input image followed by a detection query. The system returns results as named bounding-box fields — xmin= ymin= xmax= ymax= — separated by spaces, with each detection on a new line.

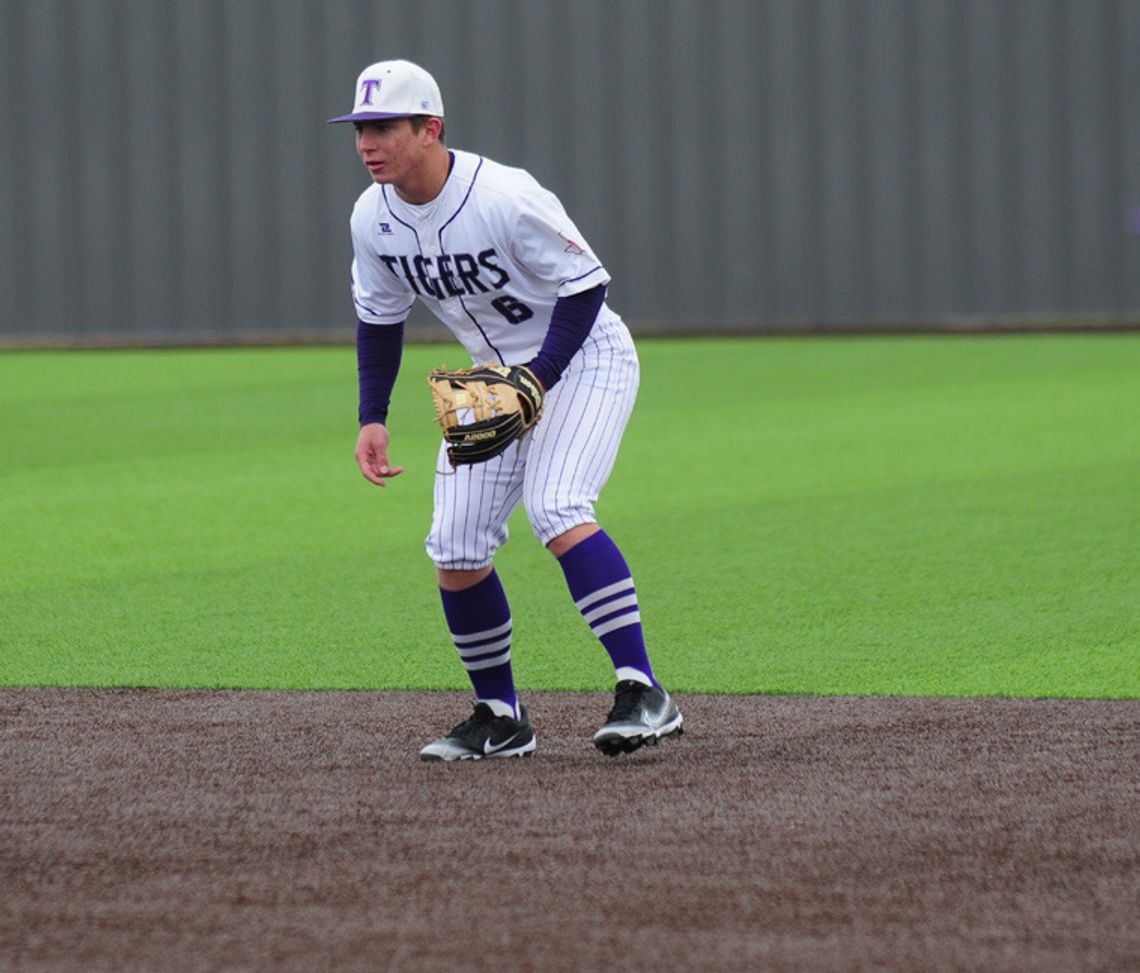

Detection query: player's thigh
xmin=426 ymin=439 xmax=527 ymax=569
xmin=523 ymin=328 xmax=639 ymax=544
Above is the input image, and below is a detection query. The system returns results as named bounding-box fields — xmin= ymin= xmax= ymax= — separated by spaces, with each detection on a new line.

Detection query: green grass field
xmin=1 ymin=334 xmax=1136 ymax=698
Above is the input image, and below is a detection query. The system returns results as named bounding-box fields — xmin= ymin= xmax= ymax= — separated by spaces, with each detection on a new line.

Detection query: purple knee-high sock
xmin=439 ymin=570 xmax=519 ymax=719
xmin=557 ymin=530 xmax=658 ymax=688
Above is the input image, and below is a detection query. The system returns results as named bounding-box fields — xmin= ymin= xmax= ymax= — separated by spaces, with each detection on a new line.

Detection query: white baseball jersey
xmin=349 ymin=149 xmax=622 ymax=363
xmin=348 ymin=148 xmax=640 ymax=567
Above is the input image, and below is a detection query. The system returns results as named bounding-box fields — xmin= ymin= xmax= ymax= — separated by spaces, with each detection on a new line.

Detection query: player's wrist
xmin=523 ymin=358 xmax=554 ymax=393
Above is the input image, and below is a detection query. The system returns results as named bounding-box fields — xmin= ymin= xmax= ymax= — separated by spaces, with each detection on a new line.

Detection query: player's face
xmin=354 ymin=119 xmax=429 ymax=187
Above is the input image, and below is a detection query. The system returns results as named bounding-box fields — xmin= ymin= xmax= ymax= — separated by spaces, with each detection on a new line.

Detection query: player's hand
xmin=355 ymin=423 xmax=405 ymax=487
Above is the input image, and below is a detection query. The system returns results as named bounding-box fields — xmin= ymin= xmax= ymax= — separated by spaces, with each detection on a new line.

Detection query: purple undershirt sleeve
xmin=357 ymin=319 xmax=405 ymax=426
xmin=526 ymin=283 xmax=607 ymax=391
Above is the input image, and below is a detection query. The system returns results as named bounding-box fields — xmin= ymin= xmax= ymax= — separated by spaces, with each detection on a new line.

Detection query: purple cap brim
xmin=327 ymin=111 xmax=418 ymax=124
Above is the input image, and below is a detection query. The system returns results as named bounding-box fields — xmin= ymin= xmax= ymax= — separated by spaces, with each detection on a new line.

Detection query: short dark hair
xmin=410 ymin=114 xmax=446 ymax=143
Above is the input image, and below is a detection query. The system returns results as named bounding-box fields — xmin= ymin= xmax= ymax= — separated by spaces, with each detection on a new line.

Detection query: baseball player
xmin=330 ymin=59 xmax=682 ymax=761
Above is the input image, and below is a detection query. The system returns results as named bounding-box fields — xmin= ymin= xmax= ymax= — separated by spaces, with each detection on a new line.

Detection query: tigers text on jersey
xmin=349 ymin=149 xmax=618 ymax=364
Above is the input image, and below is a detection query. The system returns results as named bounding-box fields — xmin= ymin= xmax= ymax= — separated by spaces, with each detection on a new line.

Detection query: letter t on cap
xmin=360 ymin=79 xmax=382 ymax=105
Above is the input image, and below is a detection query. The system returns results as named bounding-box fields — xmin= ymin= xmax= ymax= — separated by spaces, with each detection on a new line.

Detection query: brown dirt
xmin=1 ymin=688 xmax=1136 ymax=972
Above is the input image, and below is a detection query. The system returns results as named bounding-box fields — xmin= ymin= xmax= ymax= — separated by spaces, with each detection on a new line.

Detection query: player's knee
xmin=437 ymin=565 xmax=494 ymax=590
xmin=525 ymin=498 xmax=596 ymax=549
xmin=545 ymin=523 xmax=600 ymax=557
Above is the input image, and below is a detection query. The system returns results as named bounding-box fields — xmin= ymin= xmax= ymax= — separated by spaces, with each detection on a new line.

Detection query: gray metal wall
xmin=2 ymin=0 xmax=1139 ymax=345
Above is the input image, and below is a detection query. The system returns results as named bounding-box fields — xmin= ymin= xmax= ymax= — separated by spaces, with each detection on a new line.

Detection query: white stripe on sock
xmin=574 ymin=578 xmax=634 ymax=612
xmin=456 ymin=635 xmax=512 ymax=659
xmin=464 ymin=649 xmax=511 ymax=671
xmin=582 ymin=593 xmax=639 ymax=626
xmin=452 ymin=619 xmax=512 ymax=644
xmin=591 ymin=611 xmax=641 ymax=639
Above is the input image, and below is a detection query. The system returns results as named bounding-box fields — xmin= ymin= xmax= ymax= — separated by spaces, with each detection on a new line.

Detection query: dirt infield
xmin=2 ymin=689 xmax=1136 ymax=972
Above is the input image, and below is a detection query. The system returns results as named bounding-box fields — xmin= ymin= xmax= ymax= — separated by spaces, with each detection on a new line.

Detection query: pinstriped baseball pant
xmin=426 ymin=321 xmax=639 ymax=570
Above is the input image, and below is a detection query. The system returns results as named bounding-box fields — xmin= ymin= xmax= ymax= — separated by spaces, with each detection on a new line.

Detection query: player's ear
xmin=423 ymin=116 xmax=444 ymax=144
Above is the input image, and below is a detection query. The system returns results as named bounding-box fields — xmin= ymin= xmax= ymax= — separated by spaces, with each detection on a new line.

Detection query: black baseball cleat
xmin=593 ymin=680 xmax=684 ymax=756
xmin=420 ymin=702 xmax=536 ymax=762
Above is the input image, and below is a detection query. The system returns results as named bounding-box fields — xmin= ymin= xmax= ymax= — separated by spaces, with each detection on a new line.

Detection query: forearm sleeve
xmin=357 ymin=319 xmax=405 ymax=426
xmin=526 ymin=284 xmax=607 ymax=391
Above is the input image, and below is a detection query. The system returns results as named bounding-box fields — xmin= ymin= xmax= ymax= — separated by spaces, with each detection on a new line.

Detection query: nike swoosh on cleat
xmin=483 ymin=732 xmax=521 ymax=755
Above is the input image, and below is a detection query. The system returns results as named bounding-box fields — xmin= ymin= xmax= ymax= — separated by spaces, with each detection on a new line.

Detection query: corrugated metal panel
xmin=1 ymin=0 xmax=1138 ymax=344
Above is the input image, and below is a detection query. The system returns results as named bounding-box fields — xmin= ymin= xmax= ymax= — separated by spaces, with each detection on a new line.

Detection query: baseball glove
xmin=427 ymin=364 xmax=545 ymax=465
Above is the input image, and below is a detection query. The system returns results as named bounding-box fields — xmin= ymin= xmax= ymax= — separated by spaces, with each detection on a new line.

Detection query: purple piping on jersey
xmin=438 ymin=156 xmax=484 ymax=240
xmin=457 ymin=297 xmax=506 ymax=365
xmin=437 ymin=157 xmax=506 ymax=365
xmin=381 ymin=187 xmax=420 ymax=239
xmin=559 ymin=265 xmax=605 ymax=288
xmin=355 ymin=291 xmax=413 ymax=321
xmin=353 ymin=294 xmax=382 ymax=317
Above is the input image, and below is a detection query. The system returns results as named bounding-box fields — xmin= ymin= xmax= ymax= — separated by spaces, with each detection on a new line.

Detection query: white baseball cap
xmin=327 ymin=59 xmax=444 ymax=124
